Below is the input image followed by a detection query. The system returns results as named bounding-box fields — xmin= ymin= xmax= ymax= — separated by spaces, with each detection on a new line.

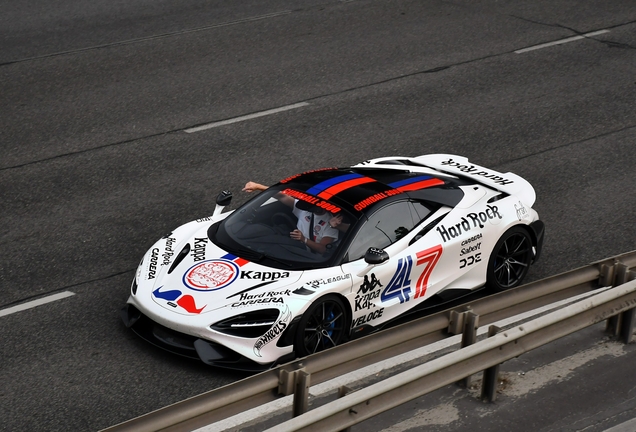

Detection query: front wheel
xmin=487 ymin=226 xmax=533 ymax=292
xmin=294 ymin=295 xmax=348 ymax=357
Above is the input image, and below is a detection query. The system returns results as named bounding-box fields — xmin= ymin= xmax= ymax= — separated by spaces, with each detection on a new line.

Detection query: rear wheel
xmin=487 ymin=226 xmax=533 ymax=292
xmin=294 ymin=295 xmax=348 ymax=357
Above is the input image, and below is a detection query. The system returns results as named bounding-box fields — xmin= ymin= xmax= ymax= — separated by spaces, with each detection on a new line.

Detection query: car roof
xmin=274 ymin=166 xmax=470 ymax=217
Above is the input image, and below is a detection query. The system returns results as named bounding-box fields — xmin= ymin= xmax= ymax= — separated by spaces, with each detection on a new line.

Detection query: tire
xmin=294 ymin=295 xmax=348 ymax=357
xmin=486 ymin=226 xmax=533 ymax=292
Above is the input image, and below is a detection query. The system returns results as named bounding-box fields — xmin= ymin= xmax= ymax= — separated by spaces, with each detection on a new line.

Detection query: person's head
xmin=312 ymin=206 xmax=326 ymax=215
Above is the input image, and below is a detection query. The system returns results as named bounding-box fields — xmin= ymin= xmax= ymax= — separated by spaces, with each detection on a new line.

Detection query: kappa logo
xmin=355 ymin=274 xmax=383 ymax=311
xmin=183 ymin=259 xmax=239 ymax=291
xmin=191 ymin=237 xmax=207 ymax=262
xmin=240 ymin=271 xmax=290 ymax=282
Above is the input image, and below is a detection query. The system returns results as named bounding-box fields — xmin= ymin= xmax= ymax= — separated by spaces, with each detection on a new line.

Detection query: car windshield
xmin=211 ymin=185 xmax=358 ymax=270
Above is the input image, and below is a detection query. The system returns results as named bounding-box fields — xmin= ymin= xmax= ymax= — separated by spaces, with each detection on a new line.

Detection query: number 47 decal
xmin=414 ymin=245 xmax=443 ymax=299
xmin=381 ymin=245 xmax=443 ymax=304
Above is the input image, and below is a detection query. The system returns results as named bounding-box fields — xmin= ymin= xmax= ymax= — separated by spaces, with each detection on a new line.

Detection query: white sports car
xmin=121 ymin=154 xmax=544 ymax=370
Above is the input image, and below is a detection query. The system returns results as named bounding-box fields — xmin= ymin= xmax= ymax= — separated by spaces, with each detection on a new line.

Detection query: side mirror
xmin=364 ymin=247 xmax=389 ymax=265
xmin=216 ymin=190 xmax=232 ymax=207
xmin=357 ymin=247 xmax=390 ymax=277
xmin=213 ymin=190 xmax=232 ymax=216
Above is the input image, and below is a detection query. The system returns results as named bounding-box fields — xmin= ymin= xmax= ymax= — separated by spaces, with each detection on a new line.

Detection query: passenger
xmin=243 ymin=182 xmax=339 ymax=254
xmin=329 ymin=213 xmax=350 ymax=232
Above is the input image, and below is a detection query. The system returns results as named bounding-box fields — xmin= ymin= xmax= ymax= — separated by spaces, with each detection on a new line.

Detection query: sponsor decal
xmin=381 ymin=256 xmax=413 ymax=304
xmin=306 ymin=274 xmax=351 ymax=289
xmin=460 ymin=233 xmax=482 ymax=256
xmin=279 ymin=168 xmax=337 ymax=184
xmin=184 ymin=260 xmax=239 ymax=291
xmin=281 ymin=188 xmax=341 ymax=213
xmin=153 ymin=286 xmax=206 ymax=314
xmin=148 ymin=248 xmax=159 ymax=280
xmin=240 ymin=270 xmax=290 ymax=282
xmin=436 ymin=205 xmax=502 ymax=242
xmin=515 ymin=201 xmax=529 ymax=221
xmin=227 ymin=281 xmax=276 ymax=299
xmin=162 ymin=237 xmax=176 ymax=266
xmin=461 ymin=233 xmax=482 ymax=246
xmin=352 ymin=308 xmax=384 ymax=328
xmin=353 ymin=189 xmax=403 ymax=211
xmin=460 ymin=243 xmax=481 ymax=256
xmin=460 ymin=253 xmax=482 ymax=269
xmin=196 ymin=216 xmax=214 ymax=223
xmin=183 ymin=254 xmax=248 ymax=292
xmin=354 ymin=274 xmax=383 ymax=311
xmin=413 ymin=245 xmax=443 ymax=299
xmin=380 ymin=246 xmax=444 ymax=303
xmin=253 ymin=306 xmax=292 ymax=357
xmin=440 ymin=158 xmax=515 ymax=186
xmin=190 ymin=238 xmax=207 ymax=262
xmin=231 ymin=289 xmax=292 ymax=308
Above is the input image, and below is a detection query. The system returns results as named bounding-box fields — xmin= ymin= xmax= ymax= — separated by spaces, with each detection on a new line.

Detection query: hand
xmin=290 ymin=229 xmax=304 ymax=242
xmin=242 ymin=181 xmax=266 ymax=193
xmin=329 ymin=214 xmax=343 ymax=228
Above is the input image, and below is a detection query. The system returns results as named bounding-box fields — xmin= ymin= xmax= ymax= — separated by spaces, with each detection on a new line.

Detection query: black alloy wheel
xmin=487 ymin=226 xmax=533 ymax=292
xmin=295 ymin=295 xmax=348 ymax=357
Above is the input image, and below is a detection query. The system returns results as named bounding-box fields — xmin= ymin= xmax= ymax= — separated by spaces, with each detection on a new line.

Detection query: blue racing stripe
xmin=388 ymin=175 xmax=433 ymax=188
xmin=306 ymin=173 xmax=365 ymax=195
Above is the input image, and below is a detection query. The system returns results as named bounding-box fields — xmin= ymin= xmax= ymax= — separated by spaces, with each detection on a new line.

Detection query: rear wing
xmin=413 ymin=154 xmax=536 ymax=206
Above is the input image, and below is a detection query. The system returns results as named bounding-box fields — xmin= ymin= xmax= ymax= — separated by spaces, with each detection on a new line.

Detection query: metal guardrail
xmin=102 ymin=251 xmax=636 ymax=432
xmin=267 ymin=279 xmax=636 ymax=431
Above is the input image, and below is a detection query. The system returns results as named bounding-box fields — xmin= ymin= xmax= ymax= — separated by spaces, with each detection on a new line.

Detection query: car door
xmin=340 ymin=200 xmax=425 ymax=331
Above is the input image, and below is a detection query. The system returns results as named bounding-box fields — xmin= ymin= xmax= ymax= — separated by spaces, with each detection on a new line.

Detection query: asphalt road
xmin=1 ymin=0 xmax=635 ymax=430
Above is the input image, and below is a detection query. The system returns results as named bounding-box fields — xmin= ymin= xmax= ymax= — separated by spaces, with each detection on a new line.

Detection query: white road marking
xmin=0 ymin=291 xmax=75 ymax=318
xmin=184 ymin=102 xmax=310 ymax=133
xmin=3 ymin=11 xmax=293 ymax=66
xmin=515 ymin=29 xmax=610 ymax=54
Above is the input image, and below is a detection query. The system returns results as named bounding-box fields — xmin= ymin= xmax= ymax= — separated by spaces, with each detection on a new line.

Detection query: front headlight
xmin=211 ymin=309 xmax=280 ymax=338
xmin=132 ymin=257 xmax=143 ymax=295
xmin=131 ymin=278 xmax=138 ymax=295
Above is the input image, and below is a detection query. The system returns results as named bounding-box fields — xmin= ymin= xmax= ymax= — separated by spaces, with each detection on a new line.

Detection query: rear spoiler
xmin=413 ymin=154 xmax=536 ymax=206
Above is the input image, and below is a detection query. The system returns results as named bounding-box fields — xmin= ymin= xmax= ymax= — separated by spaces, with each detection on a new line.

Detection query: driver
xmin=243 ymin=181 xmax=339 ymax=254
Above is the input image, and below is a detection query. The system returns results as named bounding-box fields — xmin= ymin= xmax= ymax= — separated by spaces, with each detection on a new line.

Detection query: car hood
xmin=142 ymin=221 xmax=303 ymax=316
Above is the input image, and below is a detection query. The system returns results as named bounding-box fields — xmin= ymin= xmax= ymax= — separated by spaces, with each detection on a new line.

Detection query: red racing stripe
xmin=317 ymin=177 xmax=376 ymax=199
xmin=395 ymin=178 xmax=445 ymax=192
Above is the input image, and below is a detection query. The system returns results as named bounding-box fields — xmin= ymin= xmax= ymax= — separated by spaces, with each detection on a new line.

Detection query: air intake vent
xmin=168 ymin=243 xmax=191 ymax=274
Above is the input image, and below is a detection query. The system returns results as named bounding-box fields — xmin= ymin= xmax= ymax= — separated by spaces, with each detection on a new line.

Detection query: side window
xmin=345 ymin=201 xmax=416 ymax=262
xmin=411 ymin=200 xmax=434 ymax=223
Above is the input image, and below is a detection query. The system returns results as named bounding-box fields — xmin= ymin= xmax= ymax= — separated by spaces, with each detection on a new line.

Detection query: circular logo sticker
xmin=183 ymin=259 xmax=239 ymax=291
